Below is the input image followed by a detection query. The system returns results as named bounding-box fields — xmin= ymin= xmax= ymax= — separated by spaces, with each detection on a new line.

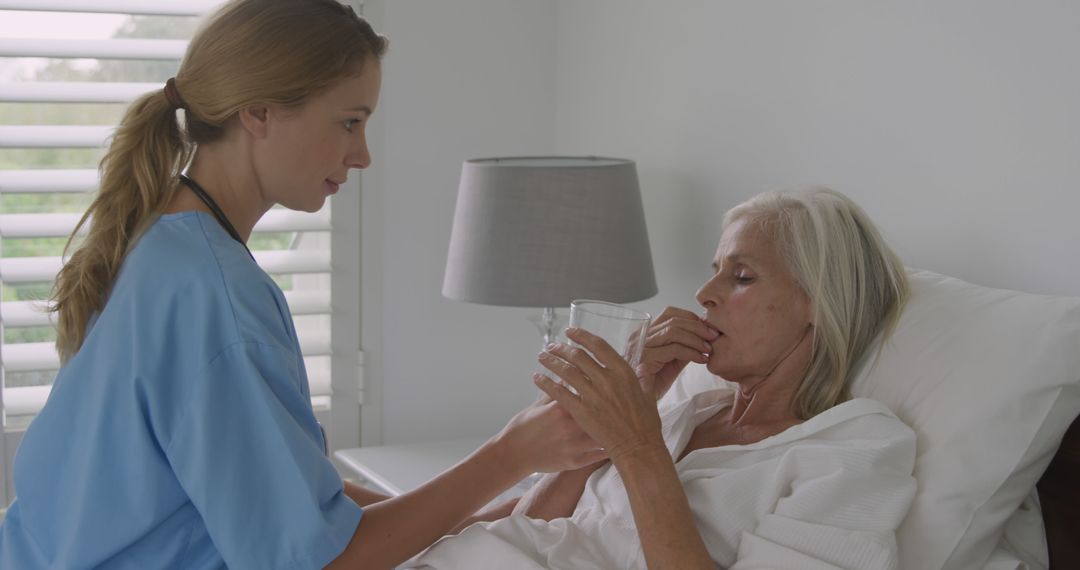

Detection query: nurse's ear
xmin=237 ymin=104 xmax=271 ymax=139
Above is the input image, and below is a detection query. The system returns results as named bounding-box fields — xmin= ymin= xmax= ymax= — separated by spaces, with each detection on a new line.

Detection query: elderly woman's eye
xmin=735 ymin=273 xmax=754 ymax=284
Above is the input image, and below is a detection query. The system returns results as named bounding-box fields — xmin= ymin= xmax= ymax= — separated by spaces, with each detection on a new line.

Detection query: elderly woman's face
xmin=695 ymin=218 xmax=813 ymax=383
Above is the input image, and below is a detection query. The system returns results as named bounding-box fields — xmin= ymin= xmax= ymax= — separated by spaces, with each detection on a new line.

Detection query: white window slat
xmin=4 ymin=328 xmax=330 ymax=373
xmin=282 ymin=290 xmax=332 ymax=316
xmin=5 ymin=390 xmax=333 ymax=419
xmin=252 ymin=250 xmax=332 ymax=275
xmin=306 ymin=356 xmax=331 ymax=397
xmin=253 ymin=210 xmax=332 ymax=233
xmin=0 ymin=365 xmax=332 ymax=418
xmin=0 ymin=300 xmax=53 ymax=328
xmin=2 ymin=386 xmax=51 ymax=417
xmin=0 ymin=1 xmax=220 ymax=16
xmin=0 ymin=210 xmax=330 ymax=238
xmin=0 ymin=38 xmax=186 ymax=60
xmin=310 ymin=395 xmax=330 ymax=413
xmin=1 ymin=250 xmax=330 ymax=283
xmin=1 ymin=342 xmax=55 ymax=372
xmin=298 ymin=329 xmax=331 ymax=358
xmin=0 ymin=169 xmax=98 ymax=193
xmin=0 ymin=257 xmax=62 ymax=284
xmin=5 ymin=383 xmax=330 ymax=420
xmin=0 ymin=81 xmax=159 ymax=104
xmin=1 ymin=291 xmax=329 ymax=330
xmin=0 ymin=213 xmax=83 ymax=238
xmin=0 ymin=126 xmax=112 ymax=149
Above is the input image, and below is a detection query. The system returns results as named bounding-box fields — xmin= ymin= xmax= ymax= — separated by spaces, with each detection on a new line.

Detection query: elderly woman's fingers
xmin=647 ymin=315 xmax=717 ymax=345
xmin=655 ymin=306 xmax=718 ymax=332
xmin=647 ymin=344 xmax=709 ymax=366
xmin=537 ymin=351 xmax=596 ymax=396
xmin=563 ymin=328 xmax=632 ymax=374
xmin=536 ymin=360 xmax=665 ymax=465
xmin=645 ymin=323 xmax=714 ymax=353
xmin=653 ymin=305 xmax=701 ymax=324
xmin=543 ymin=341 xmax=609 ymax=381
xmin=534 ymin=373 xmax=582 ymax=410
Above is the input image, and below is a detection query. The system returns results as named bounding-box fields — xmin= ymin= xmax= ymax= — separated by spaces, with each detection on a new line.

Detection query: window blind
xmin=0 ymin=0 xmax=336 ymax=427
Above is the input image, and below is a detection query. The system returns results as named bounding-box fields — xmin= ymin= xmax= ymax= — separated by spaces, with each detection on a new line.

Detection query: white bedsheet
xmin=406 ymin=389 xmax=917 ymax=569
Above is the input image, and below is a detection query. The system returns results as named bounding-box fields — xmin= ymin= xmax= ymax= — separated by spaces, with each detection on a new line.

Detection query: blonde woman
xmin=410 ymin=188 xmax=918 ymax=569
xmin=0 ymin=1 xmax=602 ymax=568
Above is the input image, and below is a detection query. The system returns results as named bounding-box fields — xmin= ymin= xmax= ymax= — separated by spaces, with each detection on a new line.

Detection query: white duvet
xmin=407 ymin=389 xmax=917 ymax=569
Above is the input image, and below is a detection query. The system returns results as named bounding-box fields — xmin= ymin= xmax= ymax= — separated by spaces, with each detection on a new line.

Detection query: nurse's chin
xmin=288 ymin=198 xmax=328 ymax=214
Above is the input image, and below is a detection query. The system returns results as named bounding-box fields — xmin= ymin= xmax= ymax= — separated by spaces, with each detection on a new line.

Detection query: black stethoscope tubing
xmin=178 ymin=174 xmax=255 ymax=261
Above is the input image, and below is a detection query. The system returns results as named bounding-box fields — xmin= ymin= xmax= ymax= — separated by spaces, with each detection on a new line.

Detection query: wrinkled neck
xmin=728 ymin=326 xmax=812 ymax=426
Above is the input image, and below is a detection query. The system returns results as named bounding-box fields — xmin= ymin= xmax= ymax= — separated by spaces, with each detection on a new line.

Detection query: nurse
xmin=0 ymin=1 xmax=603 ymax=568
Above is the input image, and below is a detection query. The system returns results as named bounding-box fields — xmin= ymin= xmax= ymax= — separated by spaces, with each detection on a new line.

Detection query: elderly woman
xmin=409 ymin=187 xmax=917 ymax=569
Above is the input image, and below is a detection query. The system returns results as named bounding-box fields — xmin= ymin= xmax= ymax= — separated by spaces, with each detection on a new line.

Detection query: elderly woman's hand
xmin=534 ymin=328 xmax=667 ymax=462
xmin=636 ymin=306 xmax=719 ymax=400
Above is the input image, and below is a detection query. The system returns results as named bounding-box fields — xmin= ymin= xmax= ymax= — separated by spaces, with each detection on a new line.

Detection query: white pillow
xmin=986 ymin=489 xmax=1048 ymax=570
xmin=850 ymin=270 xmax=1080 ymax=570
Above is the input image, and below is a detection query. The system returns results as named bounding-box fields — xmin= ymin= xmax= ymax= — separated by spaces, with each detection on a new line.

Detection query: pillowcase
xmin=985 ymin=488 xmax=1049 ymax=570
xmin=849 ymin=269 xmax=1080 ymax=570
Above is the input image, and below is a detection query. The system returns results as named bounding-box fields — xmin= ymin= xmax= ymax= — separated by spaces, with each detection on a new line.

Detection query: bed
xmin=389 ymin=268 xmax=1079 ymax=569
xmin=1038 ymin=415 xmax=1079 ymax=569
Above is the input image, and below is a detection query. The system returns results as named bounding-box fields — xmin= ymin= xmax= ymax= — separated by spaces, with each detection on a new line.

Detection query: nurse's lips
xmin=324 ymin=179 xmax=342 ymax=194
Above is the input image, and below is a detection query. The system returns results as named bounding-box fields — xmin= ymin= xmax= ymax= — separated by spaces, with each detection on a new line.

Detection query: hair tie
xmin=163 ymin=77 xmax=185 ymax=110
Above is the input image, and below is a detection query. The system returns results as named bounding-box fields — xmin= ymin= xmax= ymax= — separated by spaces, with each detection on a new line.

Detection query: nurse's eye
xmin=343 ymin=118 xmax=361 ymax=132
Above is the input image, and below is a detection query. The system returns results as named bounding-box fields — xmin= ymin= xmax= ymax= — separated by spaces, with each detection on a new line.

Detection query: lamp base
xmin=527 ymin=307 xmax=568 ymax=347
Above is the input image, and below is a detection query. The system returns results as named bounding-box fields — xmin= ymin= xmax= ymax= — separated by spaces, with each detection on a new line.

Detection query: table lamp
xmin=442 ymin=156 xmax=658 ymax=346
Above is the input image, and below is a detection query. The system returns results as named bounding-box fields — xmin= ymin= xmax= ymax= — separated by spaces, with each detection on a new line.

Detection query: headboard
xmin=1038 ymin=414 xmax=1080 ymax=569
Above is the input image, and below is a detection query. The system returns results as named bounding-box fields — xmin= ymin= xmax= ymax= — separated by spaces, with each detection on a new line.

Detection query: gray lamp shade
xmin=442 ymin=156 xmax=658 ymax=308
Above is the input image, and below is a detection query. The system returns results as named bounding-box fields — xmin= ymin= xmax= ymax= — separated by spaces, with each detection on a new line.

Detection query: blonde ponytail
xmin=50 ymin=89 xmax=192 ymax=363
xmin=48 ymin=0 xmax=387 ymax=363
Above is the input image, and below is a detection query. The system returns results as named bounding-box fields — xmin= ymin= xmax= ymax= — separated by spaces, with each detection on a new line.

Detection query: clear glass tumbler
xmin=568 ymin=300 xmax=651 ymax=367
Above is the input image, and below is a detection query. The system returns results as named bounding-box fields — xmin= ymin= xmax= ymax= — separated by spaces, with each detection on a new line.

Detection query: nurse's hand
xmin=493 ymin=393 xmax=607 ymax=475
xmin=534 ymin=328 xmax=668 ymax=464
xmin=636 ymin=306 xmax=719 ymax=400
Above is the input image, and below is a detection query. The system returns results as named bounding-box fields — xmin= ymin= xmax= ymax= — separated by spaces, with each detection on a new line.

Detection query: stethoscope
xmin=179 ymin=174 xmax=330 ymax=457
xmin=179 ymin=174 xmax=254 ymax=260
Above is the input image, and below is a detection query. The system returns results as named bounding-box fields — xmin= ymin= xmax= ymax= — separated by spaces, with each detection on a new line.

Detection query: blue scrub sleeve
xmin=164 ymin=341 xmax=362 ymax=570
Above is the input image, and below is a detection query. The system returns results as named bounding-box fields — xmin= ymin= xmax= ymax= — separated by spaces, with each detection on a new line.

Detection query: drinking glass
xmin=568 ymin=300 xmax=651 ymax=367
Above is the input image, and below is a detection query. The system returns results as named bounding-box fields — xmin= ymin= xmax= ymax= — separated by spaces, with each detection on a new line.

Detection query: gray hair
xmin=723 ymin=187 xmax=908 ymax=419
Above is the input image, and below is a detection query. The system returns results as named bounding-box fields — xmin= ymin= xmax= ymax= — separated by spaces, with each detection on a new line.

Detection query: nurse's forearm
xmin=513 ymin=461 xmax=605 ymax=521
xmin=325 ymin=435 xmax=530 ymax=569
xmin=342 ymin=479 xmax=390 ymax=507
xmin=615 ymin=445 xmax=715 ymax=570
xmin=448 ymin=497 xmax=520 ymax=534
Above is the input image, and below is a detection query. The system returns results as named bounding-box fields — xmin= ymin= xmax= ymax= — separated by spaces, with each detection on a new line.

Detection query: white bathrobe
xmin=408 ymin=388 xmax=916 ymax=569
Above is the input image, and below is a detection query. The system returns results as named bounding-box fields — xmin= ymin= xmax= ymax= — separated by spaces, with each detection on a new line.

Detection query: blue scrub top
xmin=0 ymin=211 xmax=362 ymax=569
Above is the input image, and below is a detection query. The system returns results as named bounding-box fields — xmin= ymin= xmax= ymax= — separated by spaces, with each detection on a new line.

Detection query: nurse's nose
xmin=347 ymin=136 xmax=371 ymax=170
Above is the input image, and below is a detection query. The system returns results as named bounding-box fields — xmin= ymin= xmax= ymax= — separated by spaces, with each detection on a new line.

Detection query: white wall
xmin=362 ymin=1 xmax=559 ymax=445
xmin=363 ymin=1 xmax=1080 ymax=445
xmin=553 ymin=0 xmax=1080 ymax=310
